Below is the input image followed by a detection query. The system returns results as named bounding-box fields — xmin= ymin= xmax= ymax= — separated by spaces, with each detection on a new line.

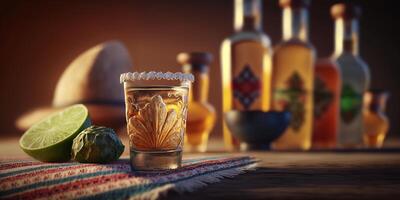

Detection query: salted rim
xmin=120 ymin=71 xmax=194 ymax=83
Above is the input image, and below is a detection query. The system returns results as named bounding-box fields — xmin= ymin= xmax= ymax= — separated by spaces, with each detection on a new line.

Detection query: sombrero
xmin=16 ymin=40 xmax=132 ymax=130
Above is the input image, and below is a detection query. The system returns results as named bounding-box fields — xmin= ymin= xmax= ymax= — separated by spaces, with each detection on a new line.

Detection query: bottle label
xmin=232 ymin=65 xmax=260 ymax=109
xmin=340 ymin=84 xmax=362 ymax=123
xmin=273 ymin=71 xmax=306 ymax=131
xmin=314 ymin=76 xmax=334 ymax=118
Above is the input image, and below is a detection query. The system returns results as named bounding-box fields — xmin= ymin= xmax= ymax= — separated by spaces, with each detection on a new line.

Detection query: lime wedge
xmin=19 ymin=104 xmax=91 ymax=162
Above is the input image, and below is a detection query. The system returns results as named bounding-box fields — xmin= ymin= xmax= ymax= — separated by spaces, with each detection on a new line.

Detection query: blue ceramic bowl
xmin=224 ymin=111 xmax=291 ymax=151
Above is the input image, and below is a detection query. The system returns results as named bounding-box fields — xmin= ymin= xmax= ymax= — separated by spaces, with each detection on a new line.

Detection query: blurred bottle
xmin=363 ymin=90 xmax=389 ymax=148
xmin=312 ymin=59 xmax=340 ymax=149
xmin=220 ymin=0 xmax=272 ymax=151
xmin=271 ymin=0 xmax=315 ymax=150
xmin=178 ymin=52 xmax=216 ymax=153
xmin=331 ymin=3 xmax=370 ymax=148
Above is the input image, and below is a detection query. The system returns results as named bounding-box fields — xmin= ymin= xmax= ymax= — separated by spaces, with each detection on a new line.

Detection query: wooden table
xmin=171 ymin=151 xmax=400 ymax=200
xmin=1 ymin=138 xmax=400 ymax=199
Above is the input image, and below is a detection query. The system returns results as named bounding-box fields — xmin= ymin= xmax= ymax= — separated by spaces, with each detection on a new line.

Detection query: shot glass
xmin=120 ymin=71 xmax=194 ymax=170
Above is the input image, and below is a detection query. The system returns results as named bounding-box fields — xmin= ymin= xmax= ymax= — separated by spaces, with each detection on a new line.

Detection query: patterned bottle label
xmin=314 ymin=76 xmax=334 ymax=118
xmin=232 ymin=65 xmax=260 ymax=110
xmin=273 ymin=71 xmax=306 ymax=131
xmin=340 ymin=84 xmax=362 ymax=123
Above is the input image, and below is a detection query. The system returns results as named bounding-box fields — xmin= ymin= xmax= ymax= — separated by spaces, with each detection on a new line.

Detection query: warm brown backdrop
xmin=0 ymin=0 xmax=399 ymax=139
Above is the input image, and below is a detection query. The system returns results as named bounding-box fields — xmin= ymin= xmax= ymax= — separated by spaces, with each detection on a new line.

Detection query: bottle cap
xmin=331 ymin=3 xmax=361 ymax=19
xmin=177 ymin=52 xmax=213 ymax=66
xmin=279 ymin=0 xmax=311 ymax=8
xmin=178 ymin=52 xmax=213 ymax=73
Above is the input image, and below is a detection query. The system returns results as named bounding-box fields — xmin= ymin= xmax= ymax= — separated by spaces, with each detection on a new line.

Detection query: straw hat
xmin=16 ymin=40 xmax=132 ymax=130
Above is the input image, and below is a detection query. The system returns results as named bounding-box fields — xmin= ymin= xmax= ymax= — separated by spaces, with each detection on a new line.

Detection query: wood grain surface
xmin=170 ymin=152 xmax=400 ymax=200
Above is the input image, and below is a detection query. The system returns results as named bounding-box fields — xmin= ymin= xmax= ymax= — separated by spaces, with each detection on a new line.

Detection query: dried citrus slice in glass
xmin=19 ymin=104 xmax=91 ymax=162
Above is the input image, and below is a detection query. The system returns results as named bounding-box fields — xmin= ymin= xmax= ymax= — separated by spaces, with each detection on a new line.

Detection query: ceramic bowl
xmin=225 ymin=111 xmax=291 ymax=151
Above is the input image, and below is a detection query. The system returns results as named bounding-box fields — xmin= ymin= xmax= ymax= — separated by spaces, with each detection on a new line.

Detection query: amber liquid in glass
xmin=364 ymin=114 xmax=388 ymax=148
xmin=271 ymin=40 xmax=315 ymax=150
xmin=363 ymin=91 xmax=389 ymax=148
xmin=184 ymin=62 xmax=216 ymax=152
xmin=221 ymin=0 xmax=272 ymax=150
xmin=125 ymin=86 xmax=188 ymax=170
xmin=185 ymin=101 xmax=215 ymax=152
xmin=312 ymin=58 xmax=340 ymax=149
xmin=271 ymin=7 xmax=315 ymax=150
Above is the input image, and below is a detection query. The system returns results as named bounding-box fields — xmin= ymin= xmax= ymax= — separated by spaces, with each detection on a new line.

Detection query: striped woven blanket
xmin=0 ymin=156 xmax=256 ymax=199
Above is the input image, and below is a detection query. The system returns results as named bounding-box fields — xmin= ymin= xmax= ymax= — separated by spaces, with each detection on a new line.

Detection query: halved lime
xmin=19 ymin=104 xmax=91 ymax=162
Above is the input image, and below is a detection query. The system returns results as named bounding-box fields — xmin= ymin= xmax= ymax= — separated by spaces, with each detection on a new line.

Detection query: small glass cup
xmin=120 ymin=71 xmax=193 ymax=170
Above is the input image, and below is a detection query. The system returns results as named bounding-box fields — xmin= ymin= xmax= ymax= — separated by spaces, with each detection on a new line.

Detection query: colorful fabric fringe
xmin=0 ymin=156 xmax=256 ymax=199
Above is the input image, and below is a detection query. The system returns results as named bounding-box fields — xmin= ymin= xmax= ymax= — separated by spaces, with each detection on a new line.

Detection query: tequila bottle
xmin=220 ymin=0 xmax=272 ymax=150
xmin=331 ymin=3 xmax=370 ymax=148
xmin=312 ymin=58 xmax=340 ymax=149
xmin=363 ymin=90 xmax=389 ymax=148
xmin=271 ymin=0 xmax=315 ymax=150
xmin=178 ymin=52 xmax=216 ymax=152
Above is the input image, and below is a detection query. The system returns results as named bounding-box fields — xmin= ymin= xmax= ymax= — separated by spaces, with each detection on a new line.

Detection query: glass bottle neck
xmin=283 ymin=8 xmax=309 ymax=41
xmin=234 ymin=0 xmax=262 ymax=32
xmin=334 ymin=18 xmax=359 ymax=56
xmin=365 ymin=93 xmax=389 ymax=113
xmin=183 ymin=64 xmax=209 ymax=103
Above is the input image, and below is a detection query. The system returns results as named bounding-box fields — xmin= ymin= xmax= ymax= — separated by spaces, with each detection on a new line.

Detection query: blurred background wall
xmin=0 ymin=0 xmax=399 ymax=139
